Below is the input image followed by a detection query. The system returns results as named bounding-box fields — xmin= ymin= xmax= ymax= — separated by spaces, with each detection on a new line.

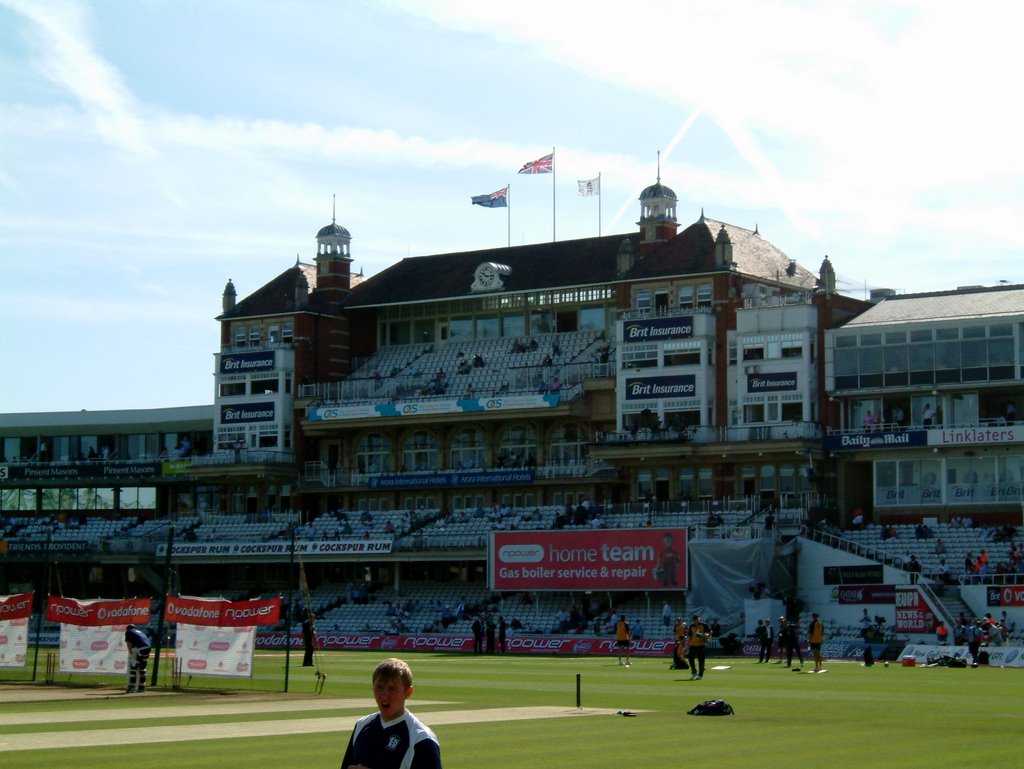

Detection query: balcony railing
xmin=191 ymin=449 xmax=296 ymax=467
xmin=596 ymin=421 xmax=822 ymax=446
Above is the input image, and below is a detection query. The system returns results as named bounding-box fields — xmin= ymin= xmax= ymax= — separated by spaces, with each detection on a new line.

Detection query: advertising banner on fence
xmin=46 ymin=596 xmax=151 ymax=627
xmin=489 ymin=528 xmax=687 ymax=591
xmin=45 ymin=597 xmax=151 ymax=675
xmin=57 ymin=624 xmax=128 ymax=675
xmin=156 ymin=539 xmax=393 ymax=558
xmin=895 ymin=587 xmax=936 ymax=634
xmin=0 ymin=592 xmax=33 ymax=668
xmin=175 ymin=624 xmax=255 ymax=678
xmin=254 ymin=631 xmax=883 ymax=661
xmin=832 ymin=584 xmax=896 ymax=604
xmin=164 ymin=595 xmax=281 ymax=627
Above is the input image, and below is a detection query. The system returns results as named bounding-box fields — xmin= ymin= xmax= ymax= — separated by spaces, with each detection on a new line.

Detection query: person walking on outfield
xmin=783 ymin=618 xmax=804 ymax=669
xmin=687 ymin=615 xmax=711 ymax=680
xmin=341 ymin=657 xmax=442 ymax=769
xmin=756 ymin=618 xmax=773 ymax=663
xmin=615 ymin=614 xmax=632 ymax=666
xmin=124 ymin=623 xmax=151 ymax=694
xmin=807 ymin=613 xmax=826 ymax=672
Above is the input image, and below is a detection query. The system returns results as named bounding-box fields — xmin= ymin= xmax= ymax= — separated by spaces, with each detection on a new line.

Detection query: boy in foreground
xmin=341 ymin=657 xmax=442 ymax=769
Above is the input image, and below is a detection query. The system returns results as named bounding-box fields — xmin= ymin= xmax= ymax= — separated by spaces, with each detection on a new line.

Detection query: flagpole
xmin=551 ymin=146 xmax=556 ymax=242
xmin=598 ymin=172 xmax=602 ymax=237
xmin=506 ymin=184 xmax=511 ymax=248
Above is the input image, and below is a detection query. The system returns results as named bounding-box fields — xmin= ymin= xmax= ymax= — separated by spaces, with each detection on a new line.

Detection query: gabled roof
xmin=342 ymin=234 xmax=638 ymax=308
xmin=627 ymin=217 xmax=818 ymax=289
xmin=219 ymin=262 xmax=332 ymax=319
xmin=339 ymin=214 xmax=821 ymax=310
xmin=839 ymin=285 xmax=1024 ymax=328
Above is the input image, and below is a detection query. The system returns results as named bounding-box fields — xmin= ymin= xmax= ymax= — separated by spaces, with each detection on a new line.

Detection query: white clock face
xmin=478 ymin=265 xmax=495 ymax=286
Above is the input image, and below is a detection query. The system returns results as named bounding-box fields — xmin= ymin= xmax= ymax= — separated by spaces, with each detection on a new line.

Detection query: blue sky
xmin=2 ymin=0 xmax=1022 ymax=413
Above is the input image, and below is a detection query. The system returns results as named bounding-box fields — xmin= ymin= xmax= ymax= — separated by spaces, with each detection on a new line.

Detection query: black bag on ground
xmin=688 ymin=699 xmax=734 ymax=716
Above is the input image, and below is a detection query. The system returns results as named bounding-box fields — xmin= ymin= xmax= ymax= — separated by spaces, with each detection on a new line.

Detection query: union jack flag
xmin=518 ymin=152 xmax=554 ymax=174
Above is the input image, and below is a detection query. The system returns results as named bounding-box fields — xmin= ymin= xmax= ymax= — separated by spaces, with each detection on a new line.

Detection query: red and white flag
xmin=518 ymin=152 xmax=553 ymax=174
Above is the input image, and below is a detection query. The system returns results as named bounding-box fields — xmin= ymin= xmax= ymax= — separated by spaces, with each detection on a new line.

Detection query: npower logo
xmin=498 ymin=544 xmax=544 ymax=563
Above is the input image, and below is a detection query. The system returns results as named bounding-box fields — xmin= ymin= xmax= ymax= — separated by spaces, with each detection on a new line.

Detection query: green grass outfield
xmin=2 ymin=650 xmax=1022 ymax=769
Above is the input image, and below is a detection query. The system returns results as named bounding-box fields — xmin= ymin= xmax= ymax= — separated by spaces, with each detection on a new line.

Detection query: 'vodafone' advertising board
xmin=489 ymin=528 xmax=687 ymax=591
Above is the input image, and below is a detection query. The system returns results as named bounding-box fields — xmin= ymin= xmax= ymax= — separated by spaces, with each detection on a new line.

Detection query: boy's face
xmin=373 ymin=675 xmax=413 ymax=721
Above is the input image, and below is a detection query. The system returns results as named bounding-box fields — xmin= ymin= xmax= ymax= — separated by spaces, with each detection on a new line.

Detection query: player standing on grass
xmin=615 ymin=614 xmax=632 ymax=666
xmin=341 ymin=657 xmax=442 ymax=769
xmin=124 ymin=624 xmax=151 ymax=694
xmin=807 ymin=613 xmax=826 ymax=672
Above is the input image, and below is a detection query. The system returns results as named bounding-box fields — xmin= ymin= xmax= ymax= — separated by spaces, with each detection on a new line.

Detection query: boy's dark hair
xmin=373 ymin=657 xmax=413 ymax=689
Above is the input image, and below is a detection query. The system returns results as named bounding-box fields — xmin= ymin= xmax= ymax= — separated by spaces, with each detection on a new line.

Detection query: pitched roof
xmin=626 ymin=217 xmax=818 ymax=289
xmin=840 ymin=284 xmax=1024 ymax=328
xmin=342 ymin=234 xmax=638 ymax=308
xmin=219 ymin=262 xmax=333 ymax=319
xmin=340 ymin=215 xmax=820 ymax=310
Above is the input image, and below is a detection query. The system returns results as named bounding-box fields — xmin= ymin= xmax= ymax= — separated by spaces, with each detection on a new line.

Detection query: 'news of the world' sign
xmin=623 ymin=316 xmax=694 ymax=343
xmin=624 ymin=376 xmax=696 ymax=400
xmin=490 ymin=528 xmax=688 ymax=591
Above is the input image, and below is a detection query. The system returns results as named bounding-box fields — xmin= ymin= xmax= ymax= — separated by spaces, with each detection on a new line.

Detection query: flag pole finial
xmin=657 ymin=150 xmax=661 ymax=184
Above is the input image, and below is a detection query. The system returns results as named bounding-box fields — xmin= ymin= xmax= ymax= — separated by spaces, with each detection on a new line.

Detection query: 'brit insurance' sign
xmin=624 ymin=375 xmax=696 ymax=401
xmin=220 ymin=402 xmax=275 ymax=424
xmin=623 ymin=316 xmax=694 ymax=343
xmin=747 ymin=371 xmax=798 ymax=393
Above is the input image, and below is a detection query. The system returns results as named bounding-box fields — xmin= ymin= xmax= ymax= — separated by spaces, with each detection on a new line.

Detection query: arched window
xmin=401 ymin=430 xmax=438 ymax=472
xmin=497 ymin=425 xmax=536 ymax=468
xmin=548 ymin=422 xmax=588 ymax=465
xmin=356 ymin=433 xmax=391 ymax=474
xmin=450 ymin=427 xmax=486 ymax=470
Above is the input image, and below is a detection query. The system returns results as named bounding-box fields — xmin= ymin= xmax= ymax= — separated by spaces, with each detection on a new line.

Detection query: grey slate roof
xmin=342 ymin=216 xmax=819 ymax=309
xmin=839 ymin=285 xmax=1024 ymax=328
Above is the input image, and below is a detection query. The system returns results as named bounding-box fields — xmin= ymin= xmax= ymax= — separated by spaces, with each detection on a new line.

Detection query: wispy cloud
xmin=2 ymin=0 xmax=153 ymax=154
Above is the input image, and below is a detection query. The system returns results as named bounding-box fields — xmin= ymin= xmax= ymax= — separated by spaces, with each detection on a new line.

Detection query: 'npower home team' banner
xmin=489 ymin=528 xmax=688 ymax=591
xmin=166 ymin=595 xmax=281 ymax=678
xmin=45 ymin=597 xmax=151 ymax=675
xmin=0 ymin=592 xmax=33 ymax=668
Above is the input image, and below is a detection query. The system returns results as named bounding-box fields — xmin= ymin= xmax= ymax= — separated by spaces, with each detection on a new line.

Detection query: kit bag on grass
xmin=688 ymin=699 xmax=735 ymax=716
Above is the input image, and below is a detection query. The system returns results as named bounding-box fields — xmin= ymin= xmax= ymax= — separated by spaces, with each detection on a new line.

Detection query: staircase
xmin=932 ymin=590 xmax=971 ymax=625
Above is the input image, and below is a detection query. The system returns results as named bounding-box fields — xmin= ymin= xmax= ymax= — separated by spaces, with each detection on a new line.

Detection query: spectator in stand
xmin=935 ymin=621 xmax=949 ymax=645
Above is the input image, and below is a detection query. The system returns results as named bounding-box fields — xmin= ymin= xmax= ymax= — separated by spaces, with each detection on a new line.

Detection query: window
xmin=696 ymin=284 xmax=712 ymax=307
xmin=402 ymin=430 xmax=438 ymax=472
xmin=497 ymin=425 xmax=537 ymax=468
xmin=622 ymin=344 xmax=658 ymax=369
xmin=549 ymin=422 xmax=588 ymax=464
xmin=450 ymin=428 xmax=487 ymax=470
xmin=248 ymin=326 xmax=261 ymax=345
xmin=664 ymin=342 xmax=701 ymax=366
xmin=220 ymin=379 xmax=245 ymax=397
xmin=282 ymin=322 xmax=294 ymax=343
xmin=251 ymin=375 xmax=279 ymax=394
xmin=678 ymin=285 xmax=695 ymax=309
xmin=357 ymin=433 xmax=391 ymax=473
xmin=635 ymin=289 xmax=651 ymax=311
xmin=234 ymin=326 xmax=247 ymax=347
